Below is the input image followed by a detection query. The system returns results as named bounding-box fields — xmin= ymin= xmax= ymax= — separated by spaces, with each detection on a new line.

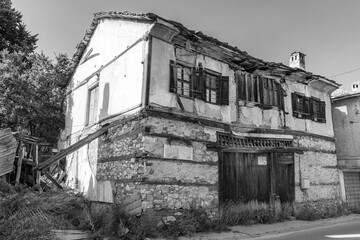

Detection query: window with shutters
xmin=237 ymin=72 xmax=282 ymax=108
xmin=292 ymin=93 xmax=326 ymax=122
xmin=170 ymin=61 xmax=191 ymax=97
xmin=311 ymin=97 xmax=326 ymax=122
xmin=204 ymin=70 xmax=220 ymax=104
xmin=169 ymin=61 xmax=229 ymax=105
xmin=87 ymin=85 xmax=99 ymax=126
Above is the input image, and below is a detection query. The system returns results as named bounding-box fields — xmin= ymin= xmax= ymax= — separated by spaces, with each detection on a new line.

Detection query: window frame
xmin=86 ymin=84 xmax=99 ymax=126
xmin=170 ymin=60 xmax=192 ymax=97
xmin=292 ymin=92 xmax=326 ymax=123
xmin=310 ymin=97 xmax=326 ymax=123
xmin=203 ymin=69 xmax=221 ymax=104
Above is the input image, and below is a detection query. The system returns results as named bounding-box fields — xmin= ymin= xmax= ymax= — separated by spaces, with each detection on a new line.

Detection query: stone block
xmin=164 ymin=144 xmax=193 ymax=160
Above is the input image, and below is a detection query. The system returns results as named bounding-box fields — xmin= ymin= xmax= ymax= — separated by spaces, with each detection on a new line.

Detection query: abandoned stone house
xmin=332 ymin=85 xmax=360 ymax=209
xmin=60 ymin=11 xmax=341 ymax=214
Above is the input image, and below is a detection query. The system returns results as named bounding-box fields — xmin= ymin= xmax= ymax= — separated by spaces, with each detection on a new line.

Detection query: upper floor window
xmin=292 ymin=92 xmax=310 ymax=119
xmin=87 ymin=84 xmax=99 ymax=126
xmin=170 ymin=61 xmax=229 ymax=105
xmin=174 ymin=63 xmax=191 ymax=97
xmin=237 ymin=72 xmax=283 ymax=108
xmin=292 ymin=93 xmax=326 ymax=122
xmin=311 ymin=97 xmax=326 ymax=122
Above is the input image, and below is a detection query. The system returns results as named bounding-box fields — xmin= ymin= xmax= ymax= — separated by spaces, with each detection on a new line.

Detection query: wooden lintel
xmin=144 ymin=157 xmax=217 ymax=166
xmin=145 ymin=106 xmax=230 ymax=130
xmin=42 ymin=170 xmax=63 ymax=189
xmin=37 ymin=126 xmax=109 ymax=170
xmin=98 ymin=153 xmax=145 ymax=163
xmin=221 ymin=147 xmax=303 ymax=154
xmin=143 ymin=131 xmax=214 ymax=144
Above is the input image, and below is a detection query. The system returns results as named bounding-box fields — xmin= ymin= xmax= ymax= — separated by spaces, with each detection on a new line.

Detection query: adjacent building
xmin=60 ymin=11 xmax=341 ymax=214
xmin=332 ymin=85 xmax=360 ymax=209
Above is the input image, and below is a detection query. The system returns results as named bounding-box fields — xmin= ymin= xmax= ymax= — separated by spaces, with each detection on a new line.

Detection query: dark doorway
xmin=219 ymin=152 xmax=294 ymax=204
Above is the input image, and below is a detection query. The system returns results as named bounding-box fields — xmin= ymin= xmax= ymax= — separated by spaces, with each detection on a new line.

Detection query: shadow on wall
xmin=333 ymin=106 xmax=348 ymax=130
xmin=100 ymin=82 xmax=109 ymax=120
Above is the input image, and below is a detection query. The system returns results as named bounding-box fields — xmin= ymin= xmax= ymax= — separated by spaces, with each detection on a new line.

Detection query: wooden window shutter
xmin=259 ymin=77 xmax=265 ymax=105
xmin=304 ymin=97 xmax=310 ymax=119
xmin=276 ymin=83 xmax=283 ymax=109
xmin=291 ymin=92 xmax=298 ymax=117
xmin=319 ymin=101 xmax=326 ymax=122
xmin=193 ymin=64 xmax=205 ymax=100
xmin=218 ymin=76 xmax=229 ymax=105
xmin=237 ymin=72 xmax=246 ymax=100
xmin=169 ymin=60 xmax=178 ymax=93
xmin=309 ymin=98 xmax=314 ymax=120
xmin=246 ymin=74 xmax=252 ymax=101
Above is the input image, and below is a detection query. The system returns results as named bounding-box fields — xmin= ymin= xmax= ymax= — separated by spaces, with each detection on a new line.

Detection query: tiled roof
xmin=331 ymin=88 xmax=360 ymax=100
xmin=68 ymin=11 xmax=340 ymax=89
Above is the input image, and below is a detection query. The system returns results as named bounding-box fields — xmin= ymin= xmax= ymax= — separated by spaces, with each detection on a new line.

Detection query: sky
xmin=11 ymin=0 xmax=360 ymax=90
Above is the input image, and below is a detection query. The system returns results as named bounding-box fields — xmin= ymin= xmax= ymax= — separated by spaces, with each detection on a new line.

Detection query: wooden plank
xmin=0 ymin=128 xmax=17 ymax=176
xmin=51 ymin=230 xmax=89 ymax=240
xmin=42 ymin=170 xmax=63 ymax=189
xmin=34 ymin=144 xmax=40 ymax=188
xmin=15 ymin=147 xmax=25 ymax=185
xmin=36 ymin=126 xmax=109 ymax=170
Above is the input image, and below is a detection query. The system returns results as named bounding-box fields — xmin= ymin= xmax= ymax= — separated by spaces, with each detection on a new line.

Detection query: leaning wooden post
xmin=15 ymin=146 xmax=25 ymax=185
xmin=34 ymin=144 xmax=40 ymax=190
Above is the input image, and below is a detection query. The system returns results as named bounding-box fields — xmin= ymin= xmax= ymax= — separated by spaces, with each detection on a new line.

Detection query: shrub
xmin=90 ymin=206 xmax=229 ymax=240
xmin=295 ymin=199 xmax=347 ymax=221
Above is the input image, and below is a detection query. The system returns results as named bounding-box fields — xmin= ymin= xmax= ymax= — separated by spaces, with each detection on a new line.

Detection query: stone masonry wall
xmin=96 ymin=114 xmax=223 ymax=215
xmin=293 ymin=135 xmax=340 ymax=202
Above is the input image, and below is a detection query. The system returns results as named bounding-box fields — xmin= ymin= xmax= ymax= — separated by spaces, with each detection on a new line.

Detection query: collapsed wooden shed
xmin=0 ymin=128 xmax=64 ymax=189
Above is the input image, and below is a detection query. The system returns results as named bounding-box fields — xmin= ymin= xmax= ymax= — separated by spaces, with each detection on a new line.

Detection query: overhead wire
xmin=330 ymin=67 xmax=360 ymax=78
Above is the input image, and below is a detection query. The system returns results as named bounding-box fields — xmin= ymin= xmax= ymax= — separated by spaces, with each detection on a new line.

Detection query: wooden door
xmin=272 ymin=153 xmax=295 ymax=203
xmin=219 ymin=152 xmax=270 ymax=203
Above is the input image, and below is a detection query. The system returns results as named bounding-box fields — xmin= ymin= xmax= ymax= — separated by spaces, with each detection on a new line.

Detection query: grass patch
xmin=219 ymin=200 xmax=293 ymax=226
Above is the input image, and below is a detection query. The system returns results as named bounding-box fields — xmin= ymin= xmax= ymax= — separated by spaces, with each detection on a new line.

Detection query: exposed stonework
xmin=113 ymin=182 xmax=218 ymax=215
xmin=97 ymin=158 xmax=146 ymax=181
xmin=294 ymin=135 xmax=340 ymax=202
xmin=96 ymin=115 xmax=219 ymax=214
xmin=296 ymin=135 xmax=336 ymax=153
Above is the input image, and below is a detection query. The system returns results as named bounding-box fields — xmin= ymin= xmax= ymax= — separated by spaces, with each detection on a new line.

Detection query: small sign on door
xmin=258 ymin=156 xmax=267 ymax=165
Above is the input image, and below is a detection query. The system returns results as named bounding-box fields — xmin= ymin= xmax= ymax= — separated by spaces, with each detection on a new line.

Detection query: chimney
xmin=289 ymin=52 xmax=306 ymax=70
xmin=352 ymin=82 xmax=360 ymax=92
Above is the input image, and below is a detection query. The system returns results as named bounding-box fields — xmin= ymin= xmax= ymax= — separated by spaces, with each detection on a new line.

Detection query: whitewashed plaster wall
xmin=149 ymin=38 xmax=235 ymax=123
xmin=61 ymin=19 xmax=152 ymax=197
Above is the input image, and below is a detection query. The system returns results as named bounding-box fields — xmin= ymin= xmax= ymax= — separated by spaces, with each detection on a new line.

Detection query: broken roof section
xmin=69 ymin=11 xmax=340 ymax=90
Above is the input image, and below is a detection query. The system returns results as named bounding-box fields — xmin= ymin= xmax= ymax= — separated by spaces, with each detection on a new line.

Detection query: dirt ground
xmin=175 ymin=214 xmax=360 ymax=240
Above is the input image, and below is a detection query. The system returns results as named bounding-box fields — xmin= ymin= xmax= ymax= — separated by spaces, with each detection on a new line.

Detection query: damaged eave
xmin=307 ymin=76 xmax=340 ymax=93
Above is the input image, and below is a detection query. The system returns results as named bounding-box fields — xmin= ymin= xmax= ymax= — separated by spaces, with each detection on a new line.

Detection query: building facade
xmin=332 ymin=88 xmax=360 ymax=209
xmin=61 ymin=12 xmax=341 ymax=214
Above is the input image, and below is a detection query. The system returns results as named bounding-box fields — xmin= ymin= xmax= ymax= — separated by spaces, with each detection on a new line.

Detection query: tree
xmin=0 ymin=50 xmax=71 ymax=143
xmin=0 ymin=0 xmax=38 ymax=53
